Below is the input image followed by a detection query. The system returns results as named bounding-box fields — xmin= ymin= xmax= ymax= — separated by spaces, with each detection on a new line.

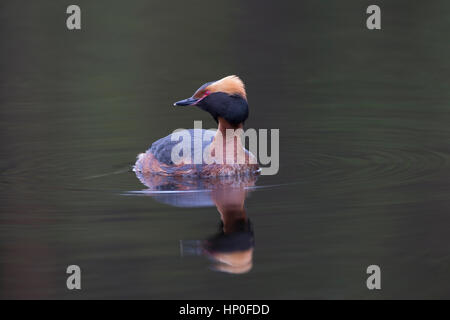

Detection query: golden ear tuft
xmin=208 ymin=75 xmax=247 ymax=100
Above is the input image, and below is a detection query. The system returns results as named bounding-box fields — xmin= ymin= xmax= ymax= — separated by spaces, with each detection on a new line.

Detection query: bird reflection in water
xmin=135 ymin=172 xmax=256 ymax=274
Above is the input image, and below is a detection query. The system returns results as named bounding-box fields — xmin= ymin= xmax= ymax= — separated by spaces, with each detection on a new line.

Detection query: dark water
xmin=1 ymin=0 xmax=450 ymax=299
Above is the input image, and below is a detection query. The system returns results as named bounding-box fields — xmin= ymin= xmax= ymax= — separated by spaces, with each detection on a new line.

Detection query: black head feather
xmin=196 ymin=92 xmax=249 ymax=126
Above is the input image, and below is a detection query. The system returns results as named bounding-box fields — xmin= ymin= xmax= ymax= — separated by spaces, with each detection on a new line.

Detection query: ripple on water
xmin=302 ymin=148 xmax=449 ymax=187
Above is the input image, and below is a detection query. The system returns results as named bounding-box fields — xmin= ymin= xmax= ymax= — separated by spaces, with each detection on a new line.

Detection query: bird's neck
xmin=216 ymin=118 xmax=243 ymax=135
xmin=211 ymin=118 xmax=245 ymax=164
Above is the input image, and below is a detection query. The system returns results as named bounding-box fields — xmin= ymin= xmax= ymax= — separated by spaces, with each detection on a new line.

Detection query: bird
xmin=134 ymin=75 xmax=260 ymax=177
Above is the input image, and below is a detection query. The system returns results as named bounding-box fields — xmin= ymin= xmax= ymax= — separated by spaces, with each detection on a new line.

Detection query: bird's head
xmin=174 ymin=75 xmax=248 ymax=127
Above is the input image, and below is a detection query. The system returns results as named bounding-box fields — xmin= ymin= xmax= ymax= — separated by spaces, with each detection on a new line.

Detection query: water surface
xmin=1 ymin=0 xmax=450 ymax=299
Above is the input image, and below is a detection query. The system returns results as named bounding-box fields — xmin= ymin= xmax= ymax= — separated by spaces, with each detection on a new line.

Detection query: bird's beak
xmin=173 ymin=97 xmax=199 ymax=106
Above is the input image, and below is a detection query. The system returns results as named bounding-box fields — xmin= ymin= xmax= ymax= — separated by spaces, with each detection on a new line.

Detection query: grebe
xmin=134 ymin=75 xmax=259 ymax=177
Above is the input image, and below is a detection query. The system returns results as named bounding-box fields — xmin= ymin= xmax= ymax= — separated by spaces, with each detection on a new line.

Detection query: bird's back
xmin=149 ymin=129 xmax=215 ymax=165
xmin=134 ymin=129 xmax=215 ymax=175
